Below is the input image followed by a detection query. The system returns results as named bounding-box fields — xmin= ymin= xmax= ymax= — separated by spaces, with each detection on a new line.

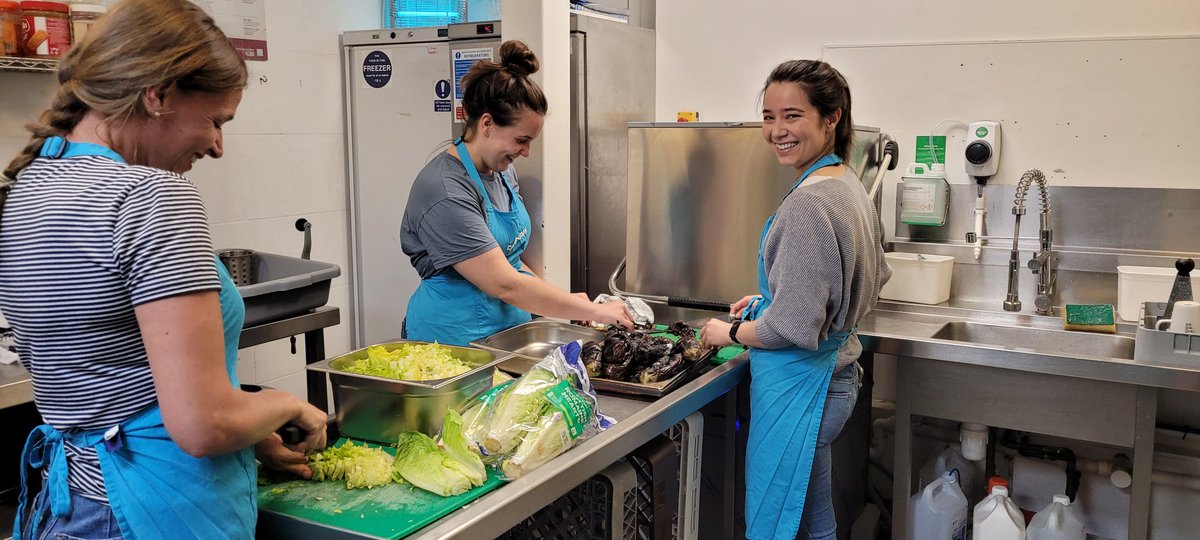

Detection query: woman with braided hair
xmin=0 ymin=1 xmax=328 ymax=537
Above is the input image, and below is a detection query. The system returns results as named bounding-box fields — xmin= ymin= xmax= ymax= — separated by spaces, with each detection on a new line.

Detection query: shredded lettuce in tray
xmin=341 ymin=343 xmax=472 ymax=381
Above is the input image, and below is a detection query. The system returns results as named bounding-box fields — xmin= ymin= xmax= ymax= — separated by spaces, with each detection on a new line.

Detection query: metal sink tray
xmin=472 ymin=319 xmax=714 ymax=398
xmin=931 ymin=321 xmax=1136 ymax=360
xmin=307 ymin=340 xmax=504 ymax=443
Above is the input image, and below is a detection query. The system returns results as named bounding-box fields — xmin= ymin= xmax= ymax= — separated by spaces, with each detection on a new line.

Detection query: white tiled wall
xmin=0 ymin=1 xmax=380 ymax=403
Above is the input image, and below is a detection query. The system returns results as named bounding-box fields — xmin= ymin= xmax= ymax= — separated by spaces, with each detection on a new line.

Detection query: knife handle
xmin=667 ymin=296 xmax=731 ymax=313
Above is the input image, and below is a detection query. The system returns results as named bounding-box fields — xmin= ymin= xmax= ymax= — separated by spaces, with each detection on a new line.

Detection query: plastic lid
xmin=930 ymin=163 xmax=946 ymax=172
xmin=69 ymin=3 xmax=106 ymax=13
xmin=990 ymin=485 xmax=1009 ymax=496
xmin=1052 ymin=494 xmax=1071 ymax=505
xmin=986 ymin=476 xmax=1009 ymax=493
xmin=20 ymin=1 xmax=70 ymax=12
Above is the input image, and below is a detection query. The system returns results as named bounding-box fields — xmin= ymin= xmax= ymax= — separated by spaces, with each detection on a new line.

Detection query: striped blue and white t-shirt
xmin=0 ymin=154 xmax=221 ymax=501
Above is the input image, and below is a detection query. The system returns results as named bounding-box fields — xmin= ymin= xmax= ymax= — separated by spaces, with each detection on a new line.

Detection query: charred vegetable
xmin=638 ymin=353 xmax=685 ymax=384
xmin=667 ymin=321 xmax=693 ymax=338
xmin=674 ymin=335 xmax=705 ymax=363
xmin=581 ymin=340 xmax=603 ymax=378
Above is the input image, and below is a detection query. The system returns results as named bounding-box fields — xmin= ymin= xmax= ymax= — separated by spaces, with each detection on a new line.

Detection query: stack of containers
xmin=2 ymin=1 xmax=107 ymax=59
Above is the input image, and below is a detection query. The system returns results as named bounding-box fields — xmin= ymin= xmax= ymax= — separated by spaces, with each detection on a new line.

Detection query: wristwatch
xmin=729 ymin=319 xmax=743 ymax=344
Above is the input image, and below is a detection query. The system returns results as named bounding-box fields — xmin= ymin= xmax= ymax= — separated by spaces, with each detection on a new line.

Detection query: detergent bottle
xmin=909 ymin=470 xmax=968 ymax=540
xmin=1027 ymin=495 xmax=1086 ymax=540
xmin=972 ymin=485 xmax=1026 ymax=539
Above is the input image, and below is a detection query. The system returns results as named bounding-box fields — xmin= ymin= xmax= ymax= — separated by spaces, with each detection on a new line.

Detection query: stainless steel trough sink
xmin=931 ymin=321 xmax=1137 ymax=360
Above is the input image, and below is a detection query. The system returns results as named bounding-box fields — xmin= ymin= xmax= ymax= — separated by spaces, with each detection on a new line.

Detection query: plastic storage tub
xmin=879 ymin=252 xmax=955 ymax=305
xmin=224 ymin=251 xmax=341 ymax=326
xmin=1117 ymin=265 xmax=1199 ymax=322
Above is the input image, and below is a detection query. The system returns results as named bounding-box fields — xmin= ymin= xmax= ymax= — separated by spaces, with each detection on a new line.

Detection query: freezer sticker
xmin=435 ymin=100 xmax=451 ymax=112
xmin=453 ymin=47 xmax=494 ymax=100
xmin=362 ymin=50 xmax=392 ymax=89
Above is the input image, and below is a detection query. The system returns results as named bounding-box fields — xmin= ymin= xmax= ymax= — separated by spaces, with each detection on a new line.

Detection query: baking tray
xmin=306 ymin=340 xmax=505 ymax=443
xmin=471 ymin=320 xmax=715 ymax=398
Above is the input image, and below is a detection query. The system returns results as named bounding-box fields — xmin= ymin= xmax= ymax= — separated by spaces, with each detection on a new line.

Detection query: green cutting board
xmin=258 ymin=439 xmax=505 ymax=539
xmin=650 ymin=324 xmax=746 ymax=364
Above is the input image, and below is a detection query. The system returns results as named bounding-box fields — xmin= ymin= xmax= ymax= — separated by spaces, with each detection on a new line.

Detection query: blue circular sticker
xmin=435 ymin=80 xmax=451 ymax=99
xmin=362 ymin=51 xmax=392 ymax=88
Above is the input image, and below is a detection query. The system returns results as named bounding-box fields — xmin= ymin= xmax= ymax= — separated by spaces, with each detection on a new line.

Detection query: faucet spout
xmin=1003 ymin=169 xmax=1054 ymax=314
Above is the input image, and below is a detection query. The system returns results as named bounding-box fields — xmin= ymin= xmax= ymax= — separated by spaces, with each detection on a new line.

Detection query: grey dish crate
xmin=1135 ymin=301 xmax=1200 ymax=368
xmin=221 ymin=251 xmax=341 ymax=326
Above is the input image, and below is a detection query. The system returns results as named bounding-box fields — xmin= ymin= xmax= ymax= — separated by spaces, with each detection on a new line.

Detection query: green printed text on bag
xmin=543 ymin=380 xmax=592 ymax=439
xmin=476 ymin=380 xmax=514 ymax=406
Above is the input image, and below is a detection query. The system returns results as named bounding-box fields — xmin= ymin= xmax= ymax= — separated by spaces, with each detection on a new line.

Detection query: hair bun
xmin=499 ymin=40 xmax=539 ymax=77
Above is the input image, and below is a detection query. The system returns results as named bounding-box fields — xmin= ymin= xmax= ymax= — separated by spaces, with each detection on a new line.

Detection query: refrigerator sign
xmin=362 ymin=51 xmax=392 ymax=89
xmin=453 ymin=47 xmax=494 ymax=99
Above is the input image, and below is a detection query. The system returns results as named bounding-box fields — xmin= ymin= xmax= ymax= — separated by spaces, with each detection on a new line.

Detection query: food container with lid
xmin=0 ymin=1 xmax=20 ymax=56
xmin=68 ymin=2 xmax=104 ymax=44
xmin=19 ymin=1 xmax=70 ymax=59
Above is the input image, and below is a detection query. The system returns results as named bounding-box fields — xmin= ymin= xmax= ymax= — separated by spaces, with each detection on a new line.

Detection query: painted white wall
xmin=0 ymin=0 xmax=380 ymax=401
xmin=654 ymin=1 xmax=1200 ymax=212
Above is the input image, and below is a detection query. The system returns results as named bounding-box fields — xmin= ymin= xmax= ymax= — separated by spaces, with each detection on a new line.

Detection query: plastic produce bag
xmin=460 ymin=341 xmax=613 ymax=479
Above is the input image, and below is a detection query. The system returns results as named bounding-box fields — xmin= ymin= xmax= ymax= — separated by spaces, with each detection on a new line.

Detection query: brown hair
xmin=459 ymin=40 xmax=548 ymax=142
xmin=761 ymin=59 xmax=854 ymax=161
xmin=2 ymin=0 xmax=247 ymax=183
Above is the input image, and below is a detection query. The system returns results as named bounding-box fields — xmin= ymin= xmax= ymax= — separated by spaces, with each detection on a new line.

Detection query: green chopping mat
xmin=650 ymin=324 xmax=747 ymax=364
xmin=258 ymin=438 xmax=505 ymax=539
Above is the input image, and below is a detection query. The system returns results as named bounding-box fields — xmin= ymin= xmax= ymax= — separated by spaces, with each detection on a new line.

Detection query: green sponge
xmin=1063 ymin=304 xmax=1116 ymax=334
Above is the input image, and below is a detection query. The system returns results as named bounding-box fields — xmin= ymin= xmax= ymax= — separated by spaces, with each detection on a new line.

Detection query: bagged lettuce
xmin=465 ymin=341 xmax=613 ymax=479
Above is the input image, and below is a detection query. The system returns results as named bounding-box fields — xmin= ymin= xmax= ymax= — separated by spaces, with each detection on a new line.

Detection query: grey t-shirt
xmin=401 ymin=151 xmax=521 ymax=279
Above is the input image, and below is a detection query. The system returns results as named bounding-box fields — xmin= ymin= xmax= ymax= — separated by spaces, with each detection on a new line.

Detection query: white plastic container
xmin=1116 ymin=265 xmax=1199 ymax=321
xmin=908 ymin=470 xmax=968 ymax=540
xmin=919 ymin=446 xmax=979 ymax=502
xmin=900 ymin=162 xmax=951 ymax=226
xmin=879 ymin=252 xmax=955 ymax=304
xmin=972 ymin=485 xmax=1026 ymax=539
xmin=1026 ymin=495 xmax=1085 ymax=540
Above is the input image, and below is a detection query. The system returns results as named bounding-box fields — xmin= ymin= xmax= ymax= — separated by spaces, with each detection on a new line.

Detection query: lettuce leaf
xmin=393 ymin=431 xmax=473 ymax=497
xmin=440 ymin=410 xmax=486 ymax=486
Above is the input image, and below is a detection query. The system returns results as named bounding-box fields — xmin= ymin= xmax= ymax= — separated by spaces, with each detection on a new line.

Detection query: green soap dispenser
xmin=900 ymin=163 xmax=950 ymax=226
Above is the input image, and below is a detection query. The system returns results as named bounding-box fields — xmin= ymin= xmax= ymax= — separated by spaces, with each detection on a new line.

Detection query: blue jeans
xmin=24 ymin=487 xmax=123 ymax=540
xmin=797 ymin=362 xmax=862 ymax=540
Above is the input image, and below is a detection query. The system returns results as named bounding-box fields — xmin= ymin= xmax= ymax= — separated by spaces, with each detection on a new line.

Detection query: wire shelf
xmin=0 ymin=56 xmax=58 ymax=73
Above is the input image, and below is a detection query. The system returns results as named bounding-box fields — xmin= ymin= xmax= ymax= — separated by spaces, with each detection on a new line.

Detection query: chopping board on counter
xmin=258 ymin=438 xmax=505 ymax=539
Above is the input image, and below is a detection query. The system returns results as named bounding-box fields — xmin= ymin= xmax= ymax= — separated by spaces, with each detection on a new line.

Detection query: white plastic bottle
xmin=899 ymin=162 xmax=951 ymax=226
xmin=909 ymin=470 xmax=968 ymax=540
xmin=972 ymin=485 xmax=1026 ymax=539
xmin=1026 ymin=495 xmax=1085 ymax=540
xmin=919 ymin=446 xmax=979 ymax=501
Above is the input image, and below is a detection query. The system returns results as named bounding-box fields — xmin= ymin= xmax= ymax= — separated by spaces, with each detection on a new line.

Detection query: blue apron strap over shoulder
xmin=744 ymin=153 xmax=849 ymax=540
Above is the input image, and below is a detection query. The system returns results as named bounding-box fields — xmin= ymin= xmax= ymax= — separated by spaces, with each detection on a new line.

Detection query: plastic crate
xmin=628 ymin=435 xmax=680 ymax=540
xmin=666 ymin=412 xmax=703 ymax=540
xmin=499 ymin=459 xmax=638 ymax=540
xmin=222 ymin=251 xmax=340 ymax=326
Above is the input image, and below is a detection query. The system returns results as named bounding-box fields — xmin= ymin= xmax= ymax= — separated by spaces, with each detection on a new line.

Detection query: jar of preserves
xmin=19 ymin=1 xmax=70 ymax=59
xmin=0 ymin=0 xmax=19 ymax=57
xmin=68 ymin=2 xmax=104 ymax=44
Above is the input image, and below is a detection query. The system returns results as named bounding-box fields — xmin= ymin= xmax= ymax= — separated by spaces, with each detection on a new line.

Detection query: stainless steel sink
xmin=931 ymin=321 xmax=1136 ymax=360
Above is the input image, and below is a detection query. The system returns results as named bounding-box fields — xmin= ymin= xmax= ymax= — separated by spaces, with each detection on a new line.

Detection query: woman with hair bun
xmin=1 ymin=1 xmax=328 ymax=538
xmin=401 ymin=40 xmax=633 ymax=345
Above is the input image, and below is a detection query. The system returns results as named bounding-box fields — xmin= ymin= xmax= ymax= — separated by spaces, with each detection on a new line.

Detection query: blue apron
xmin=405 ymin=139 xmax=532 ymax=346
xmin=743 ymin=153 xmax=853 ymax=540
xmin=15 ymin=137 xmax=256 ymax=539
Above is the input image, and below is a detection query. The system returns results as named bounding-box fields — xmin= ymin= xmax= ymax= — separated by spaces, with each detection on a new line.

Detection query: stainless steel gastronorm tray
xmin=307 ymin=340 xmax=505 ymax=443
xmin=471 ymin=320 xmax=713 ymax=398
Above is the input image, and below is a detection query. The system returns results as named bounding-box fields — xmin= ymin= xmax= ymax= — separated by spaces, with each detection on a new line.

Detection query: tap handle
xmin=966 ymin=232 xmax=977 ymax=243
xmin=1028 ymin=258 xmax=1040 ymax=273
xmin=1178 ymin=258 xmax=1195 ymax=277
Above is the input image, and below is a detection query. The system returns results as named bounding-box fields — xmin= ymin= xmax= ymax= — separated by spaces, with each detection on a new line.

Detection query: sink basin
xmin=931 ymin=321 xmax=1136 ymax=360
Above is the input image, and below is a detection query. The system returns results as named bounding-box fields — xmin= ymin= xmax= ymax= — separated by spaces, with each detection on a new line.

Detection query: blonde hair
xmin=2 ymin=0 xmax=247 ymax=183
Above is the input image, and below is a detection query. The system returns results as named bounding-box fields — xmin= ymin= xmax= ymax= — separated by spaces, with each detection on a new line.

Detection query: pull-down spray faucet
xmin=1003 ymin=169 xmax=1055 ymax=314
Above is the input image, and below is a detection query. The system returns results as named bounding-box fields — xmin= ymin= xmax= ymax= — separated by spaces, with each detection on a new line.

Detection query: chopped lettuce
xmin=393 ymin=431 xmax=473 ymax=497
xmin=483 ymin=368 xmax=558 ymax=454
xmin=500 ymin=411 xmax=572 ymax=480
xmin=342 ymin=343 xmax=471 ymax=381
xmin=307 ymin=440 xmax=394 ymax=489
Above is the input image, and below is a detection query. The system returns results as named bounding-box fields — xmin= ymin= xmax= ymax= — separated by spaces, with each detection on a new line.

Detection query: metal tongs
xmin=608 ymin=258 xmax=732 ymax=314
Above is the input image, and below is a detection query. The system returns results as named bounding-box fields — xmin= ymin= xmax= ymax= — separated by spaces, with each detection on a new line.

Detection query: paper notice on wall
xmin=191 ymin=0 xmax=268 ymax=61
xmin=453 ymin=47 xmax=494 ymax=122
